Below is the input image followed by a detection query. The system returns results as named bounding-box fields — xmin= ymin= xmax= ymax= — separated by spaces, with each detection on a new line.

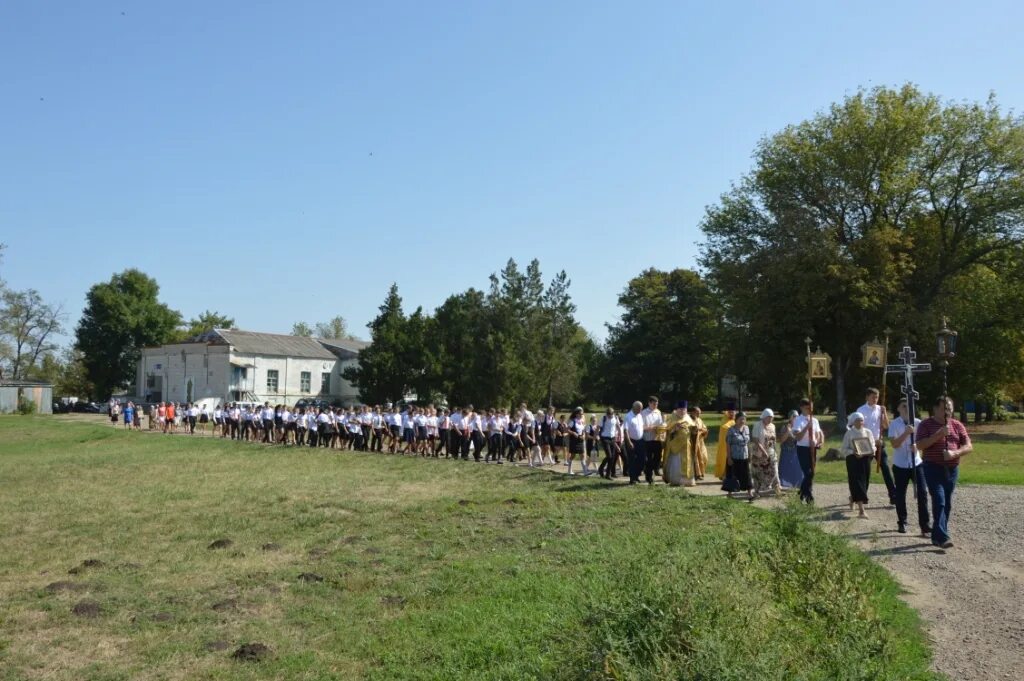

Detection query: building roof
xmin=318 ymin=337 xmax=370 ymax=357
xmin=0 ymin=379 xmax=54 ymax=387
xmin=209 ymin=329 xmax=367 ymax=360
xmin=213 ymin=329 xmax=337 ymax=359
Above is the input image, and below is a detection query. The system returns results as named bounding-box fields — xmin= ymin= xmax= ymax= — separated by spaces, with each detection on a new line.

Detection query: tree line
xmin=4 ymin=84 xmax=1021 ymax=421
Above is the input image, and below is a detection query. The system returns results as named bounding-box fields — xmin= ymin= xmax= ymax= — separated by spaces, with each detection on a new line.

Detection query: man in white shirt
xmin=856 ymin=388 xmax=896 ymax=505
xmin=792 ymin=398 xmax=823 ymax=503
xmin=641 ymin=396 xmax=665 ymax=481
xmin=623 ymin=401 xmax=647 ymax=485
xmin=889 ymin=399 xmax=930 ymax=536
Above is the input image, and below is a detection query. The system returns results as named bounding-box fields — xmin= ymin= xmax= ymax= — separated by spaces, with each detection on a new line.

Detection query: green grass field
xmin=0 ymin=416 xmax=941 ymax=680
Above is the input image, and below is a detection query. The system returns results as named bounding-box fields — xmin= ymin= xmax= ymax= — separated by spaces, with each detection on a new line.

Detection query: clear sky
xmin=2 ymin=1 xmax=1022 ymax=343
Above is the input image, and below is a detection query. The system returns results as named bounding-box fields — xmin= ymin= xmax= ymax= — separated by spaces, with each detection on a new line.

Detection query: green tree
xmin=534 ymin=269 xmax=582 ymax=407
xmin=344 ymin=284 xmax=416 ymax=404
xmin=314 ymin=315 xmax=357 ymax=340
xmin=75 ymin=269 xmax=181 ymax=399
xmin=0 ymin=288 xmax=65 ymax=380
xmin=180 ymin=310 xmax=234 ymax=339
xmin=291 ymin=321 xmax=314 ymax=337
xmin=430 ymin=288 xmax=490 ymax=405
xmin=700 ymin=85 xmax=1024 ymax=425
xmin=603 ymin=268 xmax=718 ymax=408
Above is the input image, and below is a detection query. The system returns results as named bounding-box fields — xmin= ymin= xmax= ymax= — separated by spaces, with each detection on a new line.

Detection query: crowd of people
xmin=108 ymin=387 xmax=972 ymax=549
xmin=717 ymin=388 xmax=972 ymax=549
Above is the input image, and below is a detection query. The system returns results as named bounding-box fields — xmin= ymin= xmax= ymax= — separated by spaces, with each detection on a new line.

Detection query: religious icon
xmin=853 ymin=437 xmax=874 ymax=458
xmin=861 ymin=339 xmax=886 ymax=368
xmin=808 ymin=352 xmax=832 ymax=380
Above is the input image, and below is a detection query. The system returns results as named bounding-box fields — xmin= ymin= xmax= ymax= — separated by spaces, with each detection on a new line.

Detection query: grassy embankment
xmin=0 ymin=416 xmax=940 ymax=680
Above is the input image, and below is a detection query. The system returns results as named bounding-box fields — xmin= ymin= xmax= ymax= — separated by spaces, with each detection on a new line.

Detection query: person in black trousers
xmin=889 ymin=399 xmax=931 ymax=536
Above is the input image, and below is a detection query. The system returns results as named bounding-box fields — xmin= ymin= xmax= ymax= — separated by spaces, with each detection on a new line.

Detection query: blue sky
xmin=2 ymin=1 xmax=1022 ymax=343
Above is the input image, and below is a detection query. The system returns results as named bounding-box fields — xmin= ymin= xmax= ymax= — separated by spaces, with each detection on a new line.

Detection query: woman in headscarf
xmin=776 ymin=409 xmax=804 ymax=489
xmin=843 ymin=411 xmax=876 ymax=518
xmin=750 ymin=408 xmax=781 ymax=494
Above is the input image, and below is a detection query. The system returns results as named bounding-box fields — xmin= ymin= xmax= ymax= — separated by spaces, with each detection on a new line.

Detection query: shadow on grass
xmin=970 ymin=432 xmax=1024 ymax=443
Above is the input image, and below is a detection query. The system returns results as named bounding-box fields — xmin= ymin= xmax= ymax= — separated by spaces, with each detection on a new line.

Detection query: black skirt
xmin=846 ymin=455 xmax=871 ymax=503
xmin=726 ymin=458 xmax=752 ymax=492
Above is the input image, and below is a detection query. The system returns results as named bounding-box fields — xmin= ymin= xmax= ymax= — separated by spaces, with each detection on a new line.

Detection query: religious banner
xmin=861 ymin=338 xmax=886 ymax=368
xmin=808 ymin=350 xmax=832 ymax=380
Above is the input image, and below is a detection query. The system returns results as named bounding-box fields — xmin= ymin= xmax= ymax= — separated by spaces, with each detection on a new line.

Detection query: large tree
xmin=75 ymin=269 xmax=181 ymax=399
xmin=344 ymin=284 xmax=421 ymax=404
xmin=700 ymin=85 xmax=1024 ymax=425
xmin=603 ymin=268 xmax=718 ymax=408
xmin=0 ymin=288 xmax=65 ymax=380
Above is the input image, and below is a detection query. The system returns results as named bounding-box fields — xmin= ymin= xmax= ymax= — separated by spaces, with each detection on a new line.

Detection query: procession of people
xmin=110 ymin=384 xmax=971 ymax=549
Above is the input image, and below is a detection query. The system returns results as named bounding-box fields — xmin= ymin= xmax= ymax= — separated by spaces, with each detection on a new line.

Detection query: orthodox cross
xmin=885 ymin=345 xmax=932 ymax=466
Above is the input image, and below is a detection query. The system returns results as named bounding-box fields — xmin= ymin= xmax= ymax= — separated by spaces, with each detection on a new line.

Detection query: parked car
xmin=70 ymin=401 xmax=103 ymax=414
xmin=295 ymin=398 xmax=332 ymax=411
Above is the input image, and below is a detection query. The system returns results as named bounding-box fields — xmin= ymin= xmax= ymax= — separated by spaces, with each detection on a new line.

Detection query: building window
xmin=300 ymin=371 xmax=311 ymax=393
xmin=321 ymin=372 xmax=330 ymax=394
xmin=267 ymin=370 xmax=279 ymax=392
xmin=146 ymin=375 xmax=157 ymax=389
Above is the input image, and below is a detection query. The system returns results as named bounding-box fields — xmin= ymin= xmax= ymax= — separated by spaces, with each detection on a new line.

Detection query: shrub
xmin=17 ymin=396 xmax=37 ymax=415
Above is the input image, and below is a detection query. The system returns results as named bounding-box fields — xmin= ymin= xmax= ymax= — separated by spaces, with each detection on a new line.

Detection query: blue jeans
xmin=923 ymin=462 xmax=959 ymax=544
xmin=796 ymin=446 xmax=815 ymax=502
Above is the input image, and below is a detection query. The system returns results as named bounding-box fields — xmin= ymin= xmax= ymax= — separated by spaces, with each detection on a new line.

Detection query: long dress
xmin=693 ymin=417 xmax=709 ymax=478
xmin=777 ymin=424 xmax=803 ymax=489
xmin=662 ymin=414 xmax=689 ymax=486
xmin=715 ymin=418 xmax=735 ymax=479
xmin=750 ymin=421 xmax=779 ymax=493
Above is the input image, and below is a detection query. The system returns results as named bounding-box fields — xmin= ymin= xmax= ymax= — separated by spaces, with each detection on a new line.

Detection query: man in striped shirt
xmin=915 ymin=395 xmax=972 ymax=549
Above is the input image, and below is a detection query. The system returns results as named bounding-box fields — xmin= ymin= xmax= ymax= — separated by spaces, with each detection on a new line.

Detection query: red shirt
xmin=915 ymin=417 xmax=970 ymax=467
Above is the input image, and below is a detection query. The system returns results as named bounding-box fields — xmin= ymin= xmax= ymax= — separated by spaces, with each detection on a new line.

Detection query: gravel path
xmin=684 ymin=479 xmax=1024 ymax=681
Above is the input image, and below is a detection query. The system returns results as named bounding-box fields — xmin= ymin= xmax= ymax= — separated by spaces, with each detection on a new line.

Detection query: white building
xmin=135 ymin=329 xmax=367 ymax=406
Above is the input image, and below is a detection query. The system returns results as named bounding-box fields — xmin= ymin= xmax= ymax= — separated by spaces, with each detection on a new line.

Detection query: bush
xmin=16 ymin=396 xmax=37 ymax=415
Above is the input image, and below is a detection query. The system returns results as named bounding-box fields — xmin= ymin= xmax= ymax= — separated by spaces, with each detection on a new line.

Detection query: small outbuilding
xmin=0 ymin=379 xmax=54 ymax=414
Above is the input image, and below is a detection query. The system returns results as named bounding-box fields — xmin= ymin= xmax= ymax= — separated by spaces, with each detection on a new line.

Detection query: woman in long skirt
xmin=842 ymin=412 xmax=875 ymax=518
xmin=724 ymin=412 xmax=754 ymax=501
xmin=750 ymin=409 xmax=781 ymax=494
xmin=777 ymin=410 xmax=804 ymax=489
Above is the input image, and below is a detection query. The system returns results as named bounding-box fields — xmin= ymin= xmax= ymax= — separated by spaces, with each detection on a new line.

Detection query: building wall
xmin=137 ymin=344 xmax=361 ymax=406
xmin=138 ymin=344 xmax=232 ymax=404
xmin=0 ymin=386 xmax=53 ymax=414
xmin=230 ymin=354 xmax=360 ymax=405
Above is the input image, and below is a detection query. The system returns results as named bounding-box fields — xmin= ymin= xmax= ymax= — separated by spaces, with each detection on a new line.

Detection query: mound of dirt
xmin=212 ymin=599 xmax=238 ymax=612
xmin=297 ymin=572 xmax=324 ymax=583
xmin=208 ymin=538 xmax=233 ymax=550
xmin=261 ymin=543 xmax=281 ymax=552
xmin=231 ymin=642 xmax=271 ymax=662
